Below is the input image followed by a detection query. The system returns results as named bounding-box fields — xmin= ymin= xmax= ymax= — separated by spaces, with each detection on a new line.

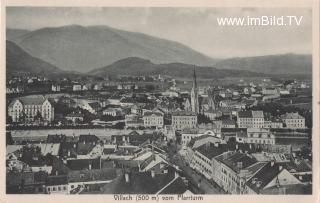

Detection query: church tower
xmin=190 ymin=68 xmax=199 ymax=114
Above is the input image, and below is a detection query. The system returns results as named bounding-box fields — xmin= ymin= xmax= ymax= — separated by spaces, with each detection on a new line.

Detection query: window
xmin=53 ymin=187 xmax=56 ymax=191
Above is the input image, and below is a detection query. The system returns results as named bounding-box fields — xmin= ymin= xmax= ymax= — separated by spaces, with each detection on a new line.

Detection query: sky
xmin=6 ymin=7 xmax=312 ymax=58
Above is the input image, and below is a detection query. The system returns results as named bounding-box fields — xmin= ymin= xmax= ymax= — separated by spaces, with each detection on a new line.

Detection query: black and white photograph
xmin=4 ymin=6 xmax=316 ymax=197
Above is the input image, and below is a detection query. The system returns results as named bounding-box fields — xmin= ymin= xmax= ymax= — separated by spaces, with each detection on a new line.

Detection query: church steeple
xmin=191 ymin=67 xmax=199 ymax=114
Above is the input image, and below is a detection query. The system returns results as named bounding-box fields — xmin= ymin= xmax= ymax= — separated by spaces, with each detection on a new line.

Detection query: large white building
xmin=237 ymin=111 xmax=264 ymax=128
xmin=142 ymin=111 xmax=164 ymax=128
xmin=281 ymin=112 xmax=305 ymax=129
xmin=8 ymin=96 xmax=54 ymax=122
xmin=237 ymin=128 xmax=276 ymax=145
xmin=172 ymin=111 xmax=197 ymax=130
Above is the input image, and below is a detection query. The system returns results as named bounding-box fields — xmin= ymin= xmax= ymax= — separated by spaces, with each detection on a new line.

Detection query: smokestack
xmin=125 ymin=173 xmax=130 ymax=183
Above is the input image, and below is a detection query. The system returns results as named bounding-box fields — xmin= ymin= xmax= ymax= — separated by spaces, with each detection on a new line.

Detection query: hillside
xmin=214 ymin=54 xmax=312 ymax=75
xmin=6 ymin=28 xmax=30 ymax=40
xmin=6 ymin=40 xmax=63 ymax=77
xmin=10 ymin=25 xmax=216 ymax=73
xmin=90 ymin=57 xmax=269 ymax=79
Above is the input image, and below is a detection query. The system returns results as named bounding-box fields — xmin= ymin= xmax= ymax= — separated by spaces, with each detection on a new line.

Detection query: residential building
xmin=245 ymin=162 xmax=306 ymax=194
xmin=172 ymin=111 xmax=197 ymax=130
xmin=142 ymin=111 xmax=164 ymax=128
xmin=66 ymin=113 xmax=84 ymax=124
xmin=281 ymin=112 xmax=305 ymax=129
xmin=8 ymin=96 xmax=54 ymax=122
xmin=237 ymin=128 xmax=276 ymax=145
xmin=237 ymin=111 xmax=264 ymax=128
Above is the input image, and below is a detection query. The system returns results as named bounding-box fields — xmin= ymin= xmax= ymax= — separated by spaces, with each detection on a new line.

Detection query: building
xmin=8 ymin=96 xmax=54 ymax=122
xmin=245 ymin=162 xmax=306 ymax=194
xmin=262 ymin=88 xmax=278 ymax=95
xmin=102 ymin=108 xmax=123 ymax=117
xmin=172 ymin=111 xmax=197 ymax=130
xmin=190 ymin=69 xmax=199 ymax=114
xmin=142 ymin=111 xmax=164 ymax=128
xmin=237 ymin=111 xmax=264 ymax=128
xmin=281 ymin=112 xmax=305 ymax=129
xmin=214 ymin=152 xmax=260 ymax=194
xmin=237 ymin=128 xmax=276 ymax=145
xmin=191 ymin=142 xmax=227 ymax=179
xmin=65 ymin=113 xmax=84 ymax=124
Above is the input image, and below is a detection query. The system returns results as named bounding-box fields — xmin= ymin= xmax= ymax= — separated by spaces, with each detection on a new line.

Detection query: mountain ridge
xmin=8 ymin=25 xmax=217 ymax=73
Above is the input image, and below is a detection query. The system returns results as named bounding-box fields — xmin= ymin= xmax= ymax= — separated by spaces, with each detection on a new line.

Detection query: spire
xmin=193 ymin=67 xmax=197 ymax=89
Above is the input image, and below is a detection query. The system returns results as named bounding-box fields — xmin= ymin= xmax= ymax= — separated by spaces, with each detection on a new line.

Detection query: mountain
xmin=214 ymin=54 xmax=312 ymax=75
xmin=9 ymin=25 xmax=216 ymax=73
xmin=90 ymin=57 xmax=268 ymax=79
xmin=6 ymin=40 xmax=63 ymax=77
xmin=6 ymin=28 xmax=30 ymax=40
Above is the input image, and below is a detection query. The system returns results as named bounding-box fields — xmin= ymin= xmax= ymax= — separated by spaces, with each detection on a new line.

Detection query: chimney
xmin=151 ymin=170 xmax=155 ymax=178
xmin=279 ymin=165 xmax=283 ymax=171
xmin=125 ymin=173 xmax=130 ymax=183
xmin=271 ymin=161 xmax=275 ymax=167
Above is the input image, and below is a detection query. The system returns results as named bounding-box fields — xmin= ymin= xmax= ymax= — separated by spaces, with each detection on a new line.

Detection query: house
xmin=237 ymin=111 xmax=264 ymax=128
xmin=81 ymin=102 xmax=101 ymax=114
xmin=143 ymin=111 xmax=164 ymax=128
xmin=236 ymin=128 xmax=276 ymax=145
xmin=214 ymin=152 xmax=259 ymax=194
xmin=66 ymin=113 xmax=84 ymax=124
xmin=98 ymin=166 xmax=188 ymax=194
xmin=102 ymin=108 xmax=123 ymax=117
xmin=172 ymin=111 xmax=197 ymax=130
xmin=245 ymin=162 xmax=307 ymax=194
xmin=8 ymin=96 xmax=54 ymax=122
xmin=125 ymin=114 xmax=144 ymax=129
xmin=281 ymin=112 xmax=305 ymax=129
xmin=191 ymin=142 xmax=228 ymax=179
xmin=45 ymin=175 xmax=69 ymax=194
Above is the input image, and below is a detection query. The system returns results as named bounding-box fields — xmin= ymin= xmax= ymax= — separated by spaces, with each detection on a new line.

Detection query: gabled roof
xmin=246 ymin=162 xmax=288 ymax=193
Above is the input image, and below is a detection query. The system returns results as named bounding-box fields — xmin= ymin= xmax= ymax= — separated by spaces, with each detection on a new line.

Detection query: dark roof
xmin=246 ymin=162 xmax=285 ymax=193
xmin=88 ymin=102 xmax=101 ymax=109
xmin=238 ymin=111 xmax=252 ymax=118
xmin=67 ymin=158 xmax=101 ymax=171
xmin=46 ymin=175 xmax=68 ymax=186
xmin=68 ymin=168 xmax=117 ymax=183
xmin=172 ymin=111 xmax=196 ymax=116
xmin=47 ymin=134 xmax=67 ymax=143
xmin=195 ymin=143 xmax=227 ymax=160
xmin=144 ymin=111 xmax=163 ymax=117
xmin=217 ymin=152 xmax=257 ymax=173
xmin=101 ymin=166 xmax=178 ymax=194
xmin=79 ymin=134 xmax=99 ymax=143
xmin=158 ymin=177 xmax=187 ymax=194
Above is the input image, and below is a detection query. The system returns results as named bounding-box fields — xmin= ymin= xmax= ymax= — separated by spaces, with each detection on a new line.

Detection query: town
xmin=6 ymin=69 xmax=312 ymax=195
